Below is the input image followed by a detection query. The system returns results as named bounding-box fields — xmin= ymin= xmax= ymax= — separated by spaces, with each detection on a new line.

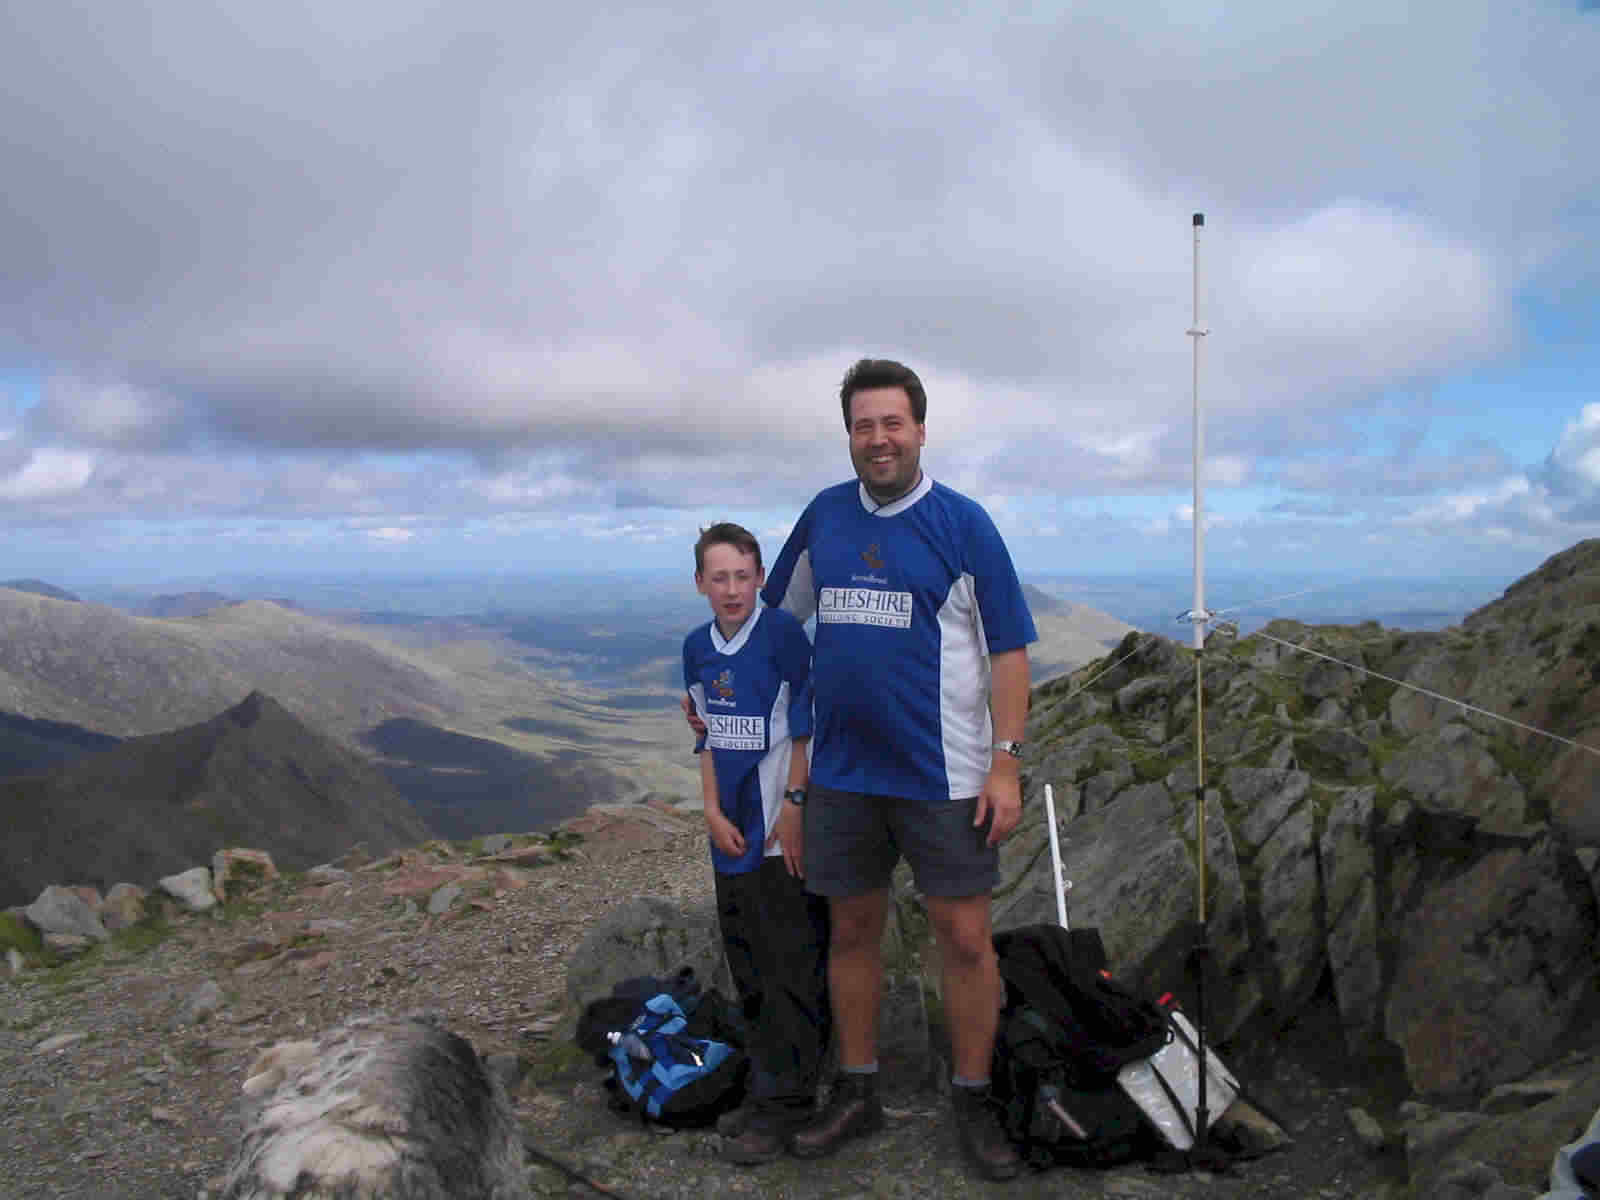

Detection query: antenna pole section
xmin=1187 ymin=211 xmax=1209 ymax=923
xmin=1189 ymin=212 xmax=1208 ymax=653
xmin=1186 ymin=211 xmax=1220 ymax=1166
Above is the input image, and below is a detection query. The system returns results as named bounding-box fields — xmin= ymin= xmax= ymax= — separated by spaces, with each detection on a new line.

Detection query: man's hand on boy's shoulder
xmin=681 ymin=694 xmax=707 ymax=738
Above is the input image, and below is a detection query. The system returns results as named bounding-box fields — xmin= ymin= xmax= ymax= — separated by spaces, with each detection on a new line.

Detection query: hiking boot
xmin=716 ymin=1101 xmax=757 ymax=1137
xmin=787 ymin=1074 xmax=884 ymax=1159
xmin=952 ymin=1084 xmax=1021 ymax=1181
xmin=720 ymin=1104 xmax=814 ymax=1165
xmin=719 ymin=1112 xmax=787 ymax=1165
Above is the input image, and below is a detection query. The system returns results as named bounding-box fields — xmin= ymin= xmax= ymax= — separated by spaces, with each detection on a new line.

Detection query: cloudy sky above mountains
xmin=1 ymin=1 xmax=1597 ymax=590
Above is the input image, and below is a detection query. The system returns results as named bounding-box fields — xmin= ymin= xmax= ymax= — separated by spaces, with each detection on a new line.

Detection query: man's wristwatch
xmin=992 ymin=740 xmax=1025 ymax=760
xmin=784 ymin=788 xmax=807 ymax=807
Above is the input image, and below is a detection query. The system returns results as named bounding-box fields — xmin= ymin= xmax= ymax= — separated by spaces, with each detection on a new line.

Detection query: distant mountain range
xmin=0 ymin=572 xmax=1149 ymax=899
xmin=0 ymin=584 xmax=661 ymax=835
xmin=0 ymin=691 xmax=431 ymax=908
xmin=135 ymin=590 xmax=239 ymax=618
xmin=1021 ymin=583 xmax=1135 ymax=682
xmin=1 ymin=579 xmax=79 ymax=603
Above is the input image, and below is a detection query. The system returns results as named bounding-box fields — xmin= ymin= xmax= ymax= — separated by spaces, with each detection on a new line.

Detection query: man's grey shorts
xmin=803 ymin=783 xmax=999 ymax=899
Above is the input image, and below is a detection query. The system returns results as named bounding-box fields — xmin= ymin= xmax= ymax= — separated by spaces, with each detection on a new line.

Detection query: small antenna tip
xmin=1193 ymin=213 xmax=1205 ymax=226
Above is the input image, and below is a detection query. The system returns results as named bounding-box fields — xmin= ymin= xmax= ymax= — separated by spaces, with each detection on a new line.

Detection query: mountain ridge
xmin=0 ymin=690 xmax=431 ymax=908
xmin=0 ymin=576 xmax=1136 ymax=826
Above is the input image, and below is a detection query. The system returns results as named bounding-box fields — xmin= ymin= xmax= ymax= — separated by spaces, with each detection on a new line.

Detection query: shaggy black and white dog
xmin=220 ymin=1012 xmax=530 ymax=1199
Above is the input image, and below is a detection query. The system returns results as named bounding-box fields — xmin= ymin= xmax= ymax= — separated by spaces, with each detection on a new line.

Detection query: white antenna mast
xmin=1183 ymin=210 xmax=1225 ymax=1166
xmin=1188 ymin=212 xmax=1210 ymax=651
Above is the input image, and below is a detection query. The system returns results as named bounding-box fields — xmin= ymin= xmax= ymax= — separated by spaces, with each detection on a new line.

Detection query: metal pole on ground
xmin=1044 ymin=783 xmax=1069 ymax=930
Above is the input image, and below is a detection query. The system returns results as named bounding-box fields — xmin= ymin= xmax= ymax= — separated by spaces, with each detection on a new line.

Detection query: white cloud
xmin=1228 ymin=204 xmax=1510 ymax=398
xmin=365 ymin=526 xmax=416 ymax=544
xmin=1542 ymin=404 xmax=1600 ymax=495
xmin=32 ymin=376 xmax=184 ymax=448
xmin=0 ymin=449 xmax=95 ymax=501
xmin=0 ymin=1 xmax=1593 ymax=574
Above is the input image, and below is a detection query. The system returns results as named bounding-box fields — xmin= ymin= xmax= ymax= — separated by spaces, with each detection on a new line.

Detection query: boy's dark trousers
xmin=715 ymin=856 xmax=831 ymax=1116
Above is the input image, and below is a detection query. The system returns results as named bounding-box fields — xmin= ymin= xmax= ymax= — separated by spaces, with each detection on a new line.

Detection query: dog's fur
xmin=220 ymin=1012 xmax=530 ymax=1199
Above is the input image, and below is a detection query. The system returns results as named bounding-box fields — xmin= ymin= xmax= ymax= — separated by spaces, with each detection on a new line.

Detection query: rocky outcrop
xmin=997 ymin=539 xmax=1600 ymax=1106
xmin=25 ymin=885 xmax=109 ymax=944
xmin=563 ymin=895 xmax=729 ymax=1019
xmin=1385 ymin=838 xmax=1594 ymax=1100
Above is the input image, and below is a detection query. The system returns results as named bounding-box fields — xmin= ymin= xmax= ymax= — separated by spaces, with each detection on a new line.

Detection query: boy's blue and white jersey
xmin=683 ymin=606 xmax=813 ymax=875
xmin=762 ymin=475 xmax=1035 ymax=803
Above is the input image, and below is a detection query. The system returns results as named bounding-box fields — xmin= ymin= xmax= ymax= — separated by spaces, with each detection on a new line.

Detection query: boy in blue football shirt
xmin=682 ymin=522 xmax=831 ymax=1164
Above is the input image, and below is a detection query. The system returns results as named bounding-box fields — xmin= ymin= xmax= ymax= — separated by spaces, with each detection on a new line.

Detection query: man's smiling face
xmin=848 ymin=385 xmax=925 ymax=502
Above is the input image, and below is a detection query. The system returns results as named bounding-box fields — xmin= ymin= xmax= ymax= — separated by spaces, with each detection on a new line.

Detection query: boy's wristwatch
xmin=992 ymin=740 xmax=1025 ymax=759
xmin=784 ymin=788 xmax=807 ymax=807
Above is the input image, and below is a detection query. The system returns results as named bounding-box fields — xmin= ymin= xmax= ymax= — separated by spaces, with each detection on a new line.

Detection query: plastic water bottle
xmin=607 ymin=1031 xmax=653 ymax=1064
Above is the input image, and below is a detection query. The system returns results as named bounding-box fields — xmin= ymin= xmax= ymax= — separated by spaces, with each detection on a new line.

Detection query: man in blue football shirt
xmin=683 ymin=522 xmax=831 ymax=1164
xmin=761 ymin=359 xmax=1036 ymax=1180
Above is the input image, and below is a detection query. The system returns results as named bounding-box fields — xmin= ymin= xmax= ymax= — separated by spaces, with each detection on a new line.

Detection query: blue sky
xmin=1 ymin=2 xmax=1597 ymax=596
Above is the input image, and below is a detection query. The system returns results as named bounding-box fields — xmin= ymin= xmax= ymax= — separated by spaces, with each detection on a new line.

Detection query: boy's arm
xmin=700 ymin=749 xmax=746 ymax=859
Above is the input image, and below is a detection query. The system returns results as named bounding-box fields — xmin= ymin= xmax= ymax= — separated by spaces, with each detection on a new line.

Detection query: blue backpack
xmin=605 ymin=992 xmax=747 ymax=1127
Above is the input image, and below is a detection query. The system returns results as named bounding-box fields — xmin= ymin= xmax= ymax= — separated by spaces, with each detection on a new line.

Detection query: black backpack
xmin=990 ymin=924 xmax=1170 ymax=1169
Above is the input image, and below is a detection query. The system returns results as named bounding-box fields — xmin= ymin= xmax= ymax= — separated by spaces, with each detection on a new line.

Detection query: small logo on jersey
xmin=861 ymin=542 xmax=885 ymax=569
xmin=706 ymin=714 xmax=766 ymax=751
xmin=705 ymin=669 xmax=738 ymax=708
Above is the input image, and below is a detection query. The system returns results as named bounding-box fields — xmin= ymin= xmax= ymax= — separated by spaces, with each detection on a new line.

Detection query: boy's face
xmin=696 ymin=542 xmax=764 ymax=631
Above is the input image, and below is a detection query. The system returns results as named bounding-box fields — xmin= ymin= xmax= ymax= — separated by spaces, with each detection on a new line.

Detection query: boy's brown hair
xmin=694 ymin=522 xmax=762 ymax=576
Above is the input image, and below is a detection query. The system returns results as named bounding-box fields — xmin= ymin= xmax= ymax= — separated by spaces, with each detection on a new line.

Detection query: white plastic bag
xmin=1116 ymin=1009 xmax=1239 ymax=1151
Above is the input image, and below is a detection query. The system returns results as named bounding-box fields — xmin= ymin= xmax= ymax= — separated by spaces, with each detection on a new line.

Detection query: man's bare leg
xmin=827 ymin=889 xmax=889 ymax=1066
xmin=926 ymin=891 xmax=1018 ymax=1180
xmin=925 ymin=893 xmax=1000 ymax=1078
xmin=928 ymin=896 xmax=998 ymax=1081
xmin=789 ymin=889 xmax=890 ymax=1158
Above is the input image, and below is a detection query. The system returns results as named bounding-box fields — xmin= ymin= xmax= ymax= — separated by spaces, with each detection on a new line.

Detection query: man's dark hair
xmin=839 ymin=358 xmax=927 ymax=429
xmin=694 ymin=522 xmax=762 ymax=575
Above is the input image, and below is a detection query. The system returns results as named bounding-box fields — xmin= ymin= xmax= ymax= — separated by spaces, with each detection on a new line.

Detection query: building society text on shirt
xmin=817 ymin=587 xmax=914 ymax=629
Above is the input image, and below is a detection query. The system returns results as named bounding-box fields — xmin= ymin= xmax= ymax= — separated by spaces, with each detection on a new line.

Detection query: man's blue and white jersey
xmin=683 ymin=606 xmax=813 ymax=875
xmin=762 ymin=475 xmax=1035 ymax=803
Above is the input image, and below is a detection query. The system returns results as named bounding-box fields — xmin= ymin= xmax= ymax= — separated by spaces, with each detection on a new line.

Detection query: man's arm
xmin=769 ymin=734 xmax=809 ymax=877
xmin=682 ymin=693 xmax=707 ymax=738
xmin=760 ymin=506 xmax=817 ymax=621
xmin=974 ymin=647 xmax=1030 ymax=845
xmin=683 ymin=644 xmax=709 ymax=740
